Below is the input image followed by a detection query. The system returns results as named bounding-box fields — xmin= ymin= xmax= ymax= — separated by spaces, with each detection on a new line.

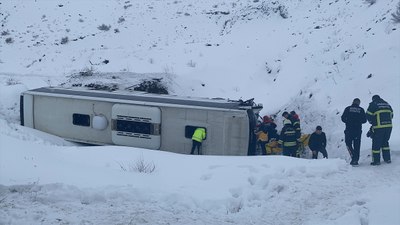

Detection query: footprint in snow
xmin=229 ymin=187 xmax=243 ymax=198
xmin=200 ymin=173 xmax=212 ymax=181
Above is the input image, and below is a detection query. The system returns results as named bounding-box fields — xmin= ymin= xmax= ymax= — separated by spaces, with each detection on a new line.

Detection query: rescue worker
xmin=341 ymin=98 xmax=367 ymax=166
xmin=290 ymin=111 xmax=302 ymax=157
xmin=282 ymin=111 xmax=292 ymax=123
xmin=262 ymin=115 xmax=279 ymax=140
xmin=308 ymin=126 xmax=328 ymax=159
xmin=290 ymin=111 xmax=301 ymax=138
xmin=366 ymin=95 xmax=394 ymax=165
xmin=190 ymin=127 xmax=206 ymax=155
xmin=263 ymin=115 xmax=277 ymax=130
xmin=278 ymin=119 xmax=298 ymax=157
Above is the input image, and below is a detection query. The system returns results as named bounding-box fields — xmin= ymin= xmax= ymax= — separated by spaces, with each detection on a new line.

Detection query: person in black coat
xmin=309 ymin=126 xmax=328 ymax=159
xmin=341 ymin=98 xmax=367 ymax=166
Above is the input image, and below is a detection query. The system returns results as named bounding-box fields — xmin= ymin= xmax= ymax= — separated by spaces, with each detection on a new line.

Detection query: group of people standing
xmin=255 ymin=94 xmax=393 ymax=165
xmin=342 ymin=95 xmax=394 ymax=166
xmin=191 ymin=94 xmax=393 ymax=165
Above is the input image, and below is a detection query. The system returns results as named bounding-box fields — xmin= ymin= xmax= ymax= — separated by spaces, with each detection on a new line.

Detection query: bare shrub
xmin=118 ymin=16 xmax=125 ymax=23
xmin=133 ymin=157 xmax=156 ymax=173
xmin=1 ymin=30 xmax=10 ymax=36
xmin=187 ymin=60 xmax=196 ymax=67
xmin=392 ymin=2 xmax=400 ymax=23
xmin=97 ymin=24 xmax=111 ymax=31
xmin=364 ymin=0 xmax=377 ymax=6
xmin=60 ymin=36 xmax=69 ymax=44
xmin=84 ymin=83 xmax=118 ymax=91
xmin=0 ymin=195 xmax=6 ymax=203
xmin=124 ymin=4 xmax=132 ymax=9
xmin=163 ymin=65 xmax=174 ymax=74
xmin=6 ymin=78 xmax=21 ymax=86
xmin=278 ymin=5 xmax=288 ymax=19
xmin=5 ymin=37 xmax=13 ymax=44
xmin=78 ymin=67 xmax=95 ymax=77
xmin=226 ymin=200 xmax=243 ymax=214
xmin=117 ymin=156 xmax=156 ymax=174
xmin=132 ymin=78 xmax=169 ymax=94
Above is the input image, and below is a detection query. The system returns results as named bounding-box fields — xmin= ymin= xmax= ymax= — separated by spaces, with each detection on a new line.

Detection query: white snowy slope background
xmin=0 ymin=0 xmax=399 ymax=224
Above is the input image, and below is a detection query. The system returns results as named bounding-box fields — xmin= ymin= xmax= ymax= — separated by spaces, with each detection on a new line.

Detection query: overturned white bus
xmin=20 ymin=87 xmax=262 ymax=155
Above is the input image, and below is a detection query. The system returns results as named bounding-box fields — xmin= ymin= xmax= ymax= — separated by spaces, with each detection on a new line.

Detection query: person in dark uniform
xmin=282 ymin=111 xmax=292 ymax=123
xmin=290 ymin=111 xmax=302 ymax=157
xmin=278 ymin=119 xmax=298 ymax=157
xmin=341 ymin=98 xmax=367 ymax=166
xmin=366 ymin=95 xmax=394 ymax=165
xmin=308 ymin=126 xmax=328 ymax=159
xmin=290 ymin=111 xmax=301 ymax=138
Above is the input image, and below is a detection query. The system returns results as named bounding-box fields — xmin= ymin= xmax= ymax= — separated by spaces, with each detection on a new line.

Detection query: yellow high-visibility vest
xmin=192 ymin=128 xmax=206 ymax=142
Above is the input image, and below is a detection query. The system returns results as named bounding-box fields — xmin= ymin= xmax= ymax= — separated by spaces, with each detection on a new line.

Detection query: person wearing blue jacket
xmin=309 ymin=126 xmax=328 ymax=159
xmin=341 ymin=98 xmax=367 ymax=166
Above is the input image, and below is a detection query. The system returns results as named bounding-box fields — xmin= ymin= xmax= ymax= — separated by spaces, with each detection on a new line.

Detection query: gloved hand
xmin=366 ymin=127 xmax=374 ymax=138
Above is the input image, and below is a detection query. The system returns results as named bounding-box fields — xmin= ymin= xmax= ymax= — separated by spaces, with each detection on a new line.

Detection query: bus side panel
xmin=33 ymin=95 xmax=113 ymax=144
xmin=111 ymin=104 xmax=161 ymax=149
xmin=159 ymin=107 xmax=190 ymax=154
xmin=159 ymin=107 xmax=222 ymax=155
xmin=159 ymin=107 xmax=246 ymax=156
xmin=223 ymin=112 xmax=249 ymax=156
xmin=204 ymin=110 xmax=225 ymax=155
xmin=22 ymin=94 xmax=34 ymax=128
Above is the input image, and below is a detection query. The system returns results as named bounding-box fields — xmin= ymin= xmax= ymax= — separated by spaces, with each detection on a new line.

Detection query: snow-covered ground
xmin=1 ymin=0 xmax=400 ymax=224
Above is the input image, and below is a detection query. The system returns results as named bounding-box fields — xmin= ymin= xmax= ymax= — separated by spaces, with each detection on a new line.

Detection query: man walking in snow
xmin=308 ymin=126 xmax=328 ymax=159
xmin=341 ymin=98 xmax=367 ymax=166
xmin=366 ymin=95 xmax=393 ymax=165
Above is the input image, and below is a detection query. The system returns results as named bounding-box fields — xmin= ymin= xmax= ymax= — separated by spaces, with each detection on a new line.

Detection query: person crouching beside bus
xmin=191 ymin=128 xmax=206 ymax=155
xmin=278 ymin=119 xmax=298 ymax=157
xmin=309 ymin=126 xmax=328 ymax=159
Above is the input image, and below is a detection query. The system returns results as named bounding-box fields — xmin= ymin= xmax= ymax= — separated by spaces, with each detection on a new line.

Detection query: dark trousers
xmin=258 ymin=141 xmax=268 ymax=155
xmin=283 ymin=146 xmax=297 ymax=157
xmin=372 ymin=128 xmax=392 ymax=163
xmin=312 ymin=148 xmax=328 ymax=159
xmin=345 ymin=130 xmax=361 ymax=163
xmin=191 ymin=140 xmax=202 ymax=155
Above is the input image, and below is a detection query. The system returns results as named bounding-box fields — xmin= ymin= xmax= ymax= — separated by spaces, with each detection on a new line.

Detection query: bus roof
xmin=26 ymin=87 xmax=260 ymax=110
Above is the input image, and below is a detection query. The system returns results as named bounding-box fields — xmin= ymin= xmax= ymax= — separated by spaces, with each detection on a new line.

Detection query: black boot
xmin=370 ymin=161 xmax=381 ymax=166
xmin=350 ymin=161 xmax=359 ymax=166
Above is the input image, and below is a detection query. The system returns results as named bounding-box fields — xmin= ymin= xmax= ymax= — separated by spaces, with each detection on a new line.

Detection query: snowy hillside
xmin=0 ymin=0 xmax=400 ymax=224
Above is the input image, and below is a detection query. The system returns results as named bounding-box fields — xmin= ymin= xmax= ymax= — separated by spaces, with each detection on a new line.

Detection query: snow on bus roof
xmin=26 ymin=87 xmax=258 ymax=110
